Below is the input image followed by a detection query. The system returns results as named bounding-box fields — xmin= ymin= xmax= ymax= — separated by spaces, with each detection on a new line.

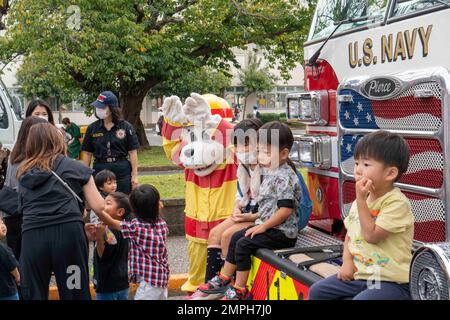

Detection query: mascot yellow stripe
xmin=184 ymin=178 xmax=237 ymax=244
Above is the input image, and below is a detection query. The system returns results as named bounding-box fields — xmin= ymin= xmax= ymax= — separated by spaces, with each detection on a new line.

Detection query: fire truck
xmin=0 ymin=78 xmax=23 ymax=150
xmin=248 ymin=0 xmax=450 ymax=300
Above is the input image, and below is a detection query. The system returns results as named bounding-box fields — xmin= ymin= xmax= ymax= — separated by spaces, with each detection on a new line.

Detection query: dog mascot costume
xmin=161 ymin=93 xmax=237 ymax=292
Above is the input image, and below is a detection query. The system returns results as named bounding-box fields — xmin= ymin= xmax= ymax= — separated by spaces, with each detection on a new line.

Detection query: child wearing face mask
xmin=189 ymin=119 xmax=264 ymax=300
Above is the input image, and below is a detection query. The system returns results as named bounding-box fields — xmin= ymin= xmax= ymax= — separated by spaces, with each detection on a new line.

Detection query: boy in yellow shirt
xmin=309 ymin=131 xmax=414 ymax=300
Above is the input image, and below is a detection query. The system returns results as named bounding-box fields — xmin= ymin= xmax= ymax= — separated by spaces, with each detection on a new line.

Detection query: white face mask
xmin=236 ymin=151 xmax=258 ymax=165
xmin=37 ymin=115 xmax=48 ymax=121
xmin=96 ymin=107 xmax=109 ymax=119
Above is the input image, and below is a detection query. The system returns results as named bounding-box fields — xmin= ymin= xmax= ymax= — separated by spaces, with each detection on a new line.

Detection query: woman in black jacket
xmin=17 ymin=123 xmax=105 ymax=300
xmin=1 ymin=116 xmax=47 ymax=260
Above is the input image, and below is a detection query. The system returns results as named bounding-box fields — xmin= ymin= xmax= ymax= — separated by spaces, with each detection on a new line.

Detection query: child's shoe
xmin=187 ymin=273 xmax=232 ymax=300
xmin=221 ymin=285 xmax=252 ymax=300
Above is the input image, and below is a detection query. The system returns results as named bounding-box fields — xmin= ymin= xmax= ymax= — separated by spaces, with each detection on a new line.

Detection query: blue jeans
xmin=308 ymin=275 xmax=411 ymax=300
xmin=96 ymin=288 xmax=129 ymax=300
xmin=0 ymin=292 xmax=19 ymax=300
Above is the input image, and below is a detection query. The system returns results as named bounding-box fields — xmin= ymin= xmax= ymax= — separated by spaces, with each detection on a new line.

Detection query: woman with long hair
xmin=17 ymin=123 xmax=104 ymax=300
xmin=25 ymin=99 xmax=55 ymax=125
xmin=81 ymin=91 xmax=140 ymax=194
xmin=1 ymin=116 xmax=48 ymax=260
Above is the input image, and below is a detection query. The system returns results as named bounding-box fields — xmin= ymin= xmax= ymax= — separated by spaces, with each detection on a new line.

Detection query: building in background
xmin=225 ymin=45 xmax=304 ymax=116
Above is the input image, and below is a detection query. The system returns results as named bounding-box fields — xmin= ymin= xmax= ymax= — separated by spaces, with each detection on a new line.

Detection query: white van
xmin=0 ymin=79 xmax=23 ymax=150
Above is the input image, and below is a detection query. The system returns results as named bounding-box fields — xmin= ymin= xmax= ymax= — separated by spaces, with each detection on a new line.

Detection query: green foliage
xmin=239 ymin=52 xmax=278 ymax=118
xmin=259 ymin=112 xmax=281 ymax=123
xmin=245 ymin=112 xmax=289 ymax=124
xmin=16 ymin=52 xmax=81 ymax=105
xmin=239 ymin=52 xmax=277 ymax=97
xmin=149 ymin=66 xmax=231 ymax=100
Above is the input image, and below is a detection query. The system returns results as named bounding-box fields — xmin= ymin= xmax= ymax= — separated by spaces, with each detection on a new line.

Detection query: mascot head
xmin=178 ymin=93 xmax=233 ymax=177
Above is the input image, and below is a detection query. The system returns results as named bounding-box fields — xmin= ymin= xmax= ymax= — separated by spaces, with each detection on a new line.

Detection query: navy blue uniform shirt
xmin=82 ymin=120 xmax=140 ymax=161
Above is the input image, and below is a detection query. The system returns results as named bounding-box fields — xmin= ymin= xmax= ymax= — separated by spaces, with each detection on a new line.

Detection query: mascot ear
xmin=183 ymin=93 xmax=212 ymax=124
xmin=161 ymin=95 xmax=188 ymax=125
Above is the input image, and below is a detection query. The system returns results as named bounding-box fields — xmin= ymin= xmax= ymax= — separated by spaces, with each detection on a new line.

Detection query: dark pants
xmin=3 ymin=215 xmax=22 ymax=260
xmin=308 ymin=275 xmax=411 ymax=300
xmin=226 ymin=227 xmax=297 ymax=271
xmin=20 ymin=222 xmax=91 ymax=300
xmin=93 ymin=160 xmax=132 ymax=194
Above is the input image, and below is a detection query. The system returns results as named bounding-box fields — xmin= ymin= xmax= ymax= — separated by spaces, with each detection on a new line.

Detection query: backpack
xmin=236 ymin=166 xmax=313 ymax=231
xmin=295 ymin=169 xmax=313 ymax=231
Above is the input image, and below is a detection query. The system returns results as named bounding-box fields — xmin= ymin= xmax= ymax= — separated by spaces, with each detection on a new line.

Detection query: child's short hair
xmin=233 ymin=119 xmax=263 ymax=146
xmin=129 ymin=184 xmax=161 ymax=223
xmin=108 ymin=192 xmax=132 ymax=221
xmin=94 ymin=169 xmax=117 ymax=189
xmin=258 ymin=121 xmax=294 ymax=151
xmin=354 ymin=130 xmax=410 ymax=181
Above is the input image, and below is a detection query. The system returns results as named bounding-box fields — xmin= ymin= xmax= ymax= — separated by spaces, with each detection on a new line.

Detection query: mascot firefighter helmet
xmin=202 ymin=94 xmax=234 ymax=122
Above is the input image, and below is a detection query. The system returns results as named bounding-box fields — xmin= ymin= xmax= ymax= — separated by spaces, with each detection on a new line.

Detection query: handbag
xmin=0 ymin=186 xmax=20 ymax=216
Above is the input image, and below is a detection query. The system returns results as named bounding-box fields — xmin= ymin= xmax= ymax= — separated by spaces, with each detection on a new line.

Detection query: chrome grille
xmin=341 ymin=135 xmax=444 ymax=189
xmin=339 ymin=81 xmax=442 ymax=132
xmin=342 ymin=181 xmax=446 ymax=243
xmin=338 ymin=69 xmax=449 ymax=244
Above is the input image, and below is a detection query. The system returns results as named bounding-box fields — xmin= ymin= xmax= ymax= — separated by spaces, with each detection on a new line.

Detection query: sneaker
xmin=186 ymin=288 xmax=223 ymax=300
xmin=194 ymin=274 xmax=232 ymax=299
xmin=221 ymin=286 xmax=252 ymax=300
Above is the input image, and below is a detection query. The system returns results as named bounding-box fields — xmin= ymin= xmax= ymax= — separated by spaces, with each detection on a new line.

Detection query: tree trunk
xmin=120 ymin=93 xmax=151 ymax=149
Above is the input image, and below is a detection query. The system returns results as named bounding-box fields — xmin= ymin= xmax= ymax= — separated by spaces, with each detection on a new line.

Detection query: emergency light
xmin=286 ymin=91 xmax=329 ymax=125
xmin=291 ymin=134 xmax=332 ymax=169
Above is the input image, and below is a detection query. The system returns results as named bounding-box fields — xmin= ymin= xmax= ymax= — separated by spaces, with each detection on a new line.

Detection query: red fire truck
xmin=248 ymin=0 xmax=450 ymax=300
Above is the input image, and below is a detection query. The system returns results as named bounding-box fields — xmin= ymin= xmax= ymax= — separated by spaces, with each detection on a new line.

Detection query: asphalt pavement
xmin=145 ymin=128 xmax=163 ymax=146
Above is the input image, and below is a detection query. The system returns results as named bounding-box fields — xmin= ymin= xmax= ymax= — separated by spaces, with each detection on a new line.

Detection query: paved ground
xmin=166 ymin=236 xmax=189 ymax=275
xmin=87 ymin=235 xmax=189 ymax=275
xmin=145 ymin=129 xmax=162 ymax=146
xmin=49 ymin=235 xmax=190 ymax=298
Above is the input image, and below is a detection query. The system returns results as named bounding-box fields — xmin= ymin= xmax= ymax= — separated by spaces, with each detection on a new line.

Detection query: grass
xmin=138 ymin=146 xmax=175 ymax=168
xmin=138 ymin=173 xmax=186 ymax=199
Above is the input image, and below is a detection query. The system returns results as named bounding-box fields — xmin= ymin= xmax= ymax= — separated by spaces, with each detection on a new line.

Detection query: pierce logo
xmin=362 ymin=77 xmax=403 ymax=100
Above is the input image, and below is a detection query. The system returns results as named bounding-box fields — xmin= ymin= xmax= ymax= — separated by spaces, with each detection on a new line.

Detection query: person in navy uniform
xmin=82 ymin=91 xmax=140 ymax=194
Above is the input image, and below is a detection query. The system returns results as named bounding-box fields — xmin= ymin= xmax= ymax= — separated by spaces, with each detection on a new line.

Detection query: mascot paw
xmin=183 ymin=93 xmax=212 ymax=124
xmin=162 ymin=95 xmax=188 ymax=125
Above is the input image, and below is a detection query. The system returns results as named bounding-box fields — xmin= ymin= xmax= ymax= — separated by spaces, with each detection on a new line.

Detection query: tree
xmin=239 ymin=52 xmax=277 ymax=119
xmin=0 ymin=0 xmax=315 ymax=148
xmin=16 ymin=52 xmax=84 ymax=122
xmin=150 ymin=66 xmax=231 ymax=101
